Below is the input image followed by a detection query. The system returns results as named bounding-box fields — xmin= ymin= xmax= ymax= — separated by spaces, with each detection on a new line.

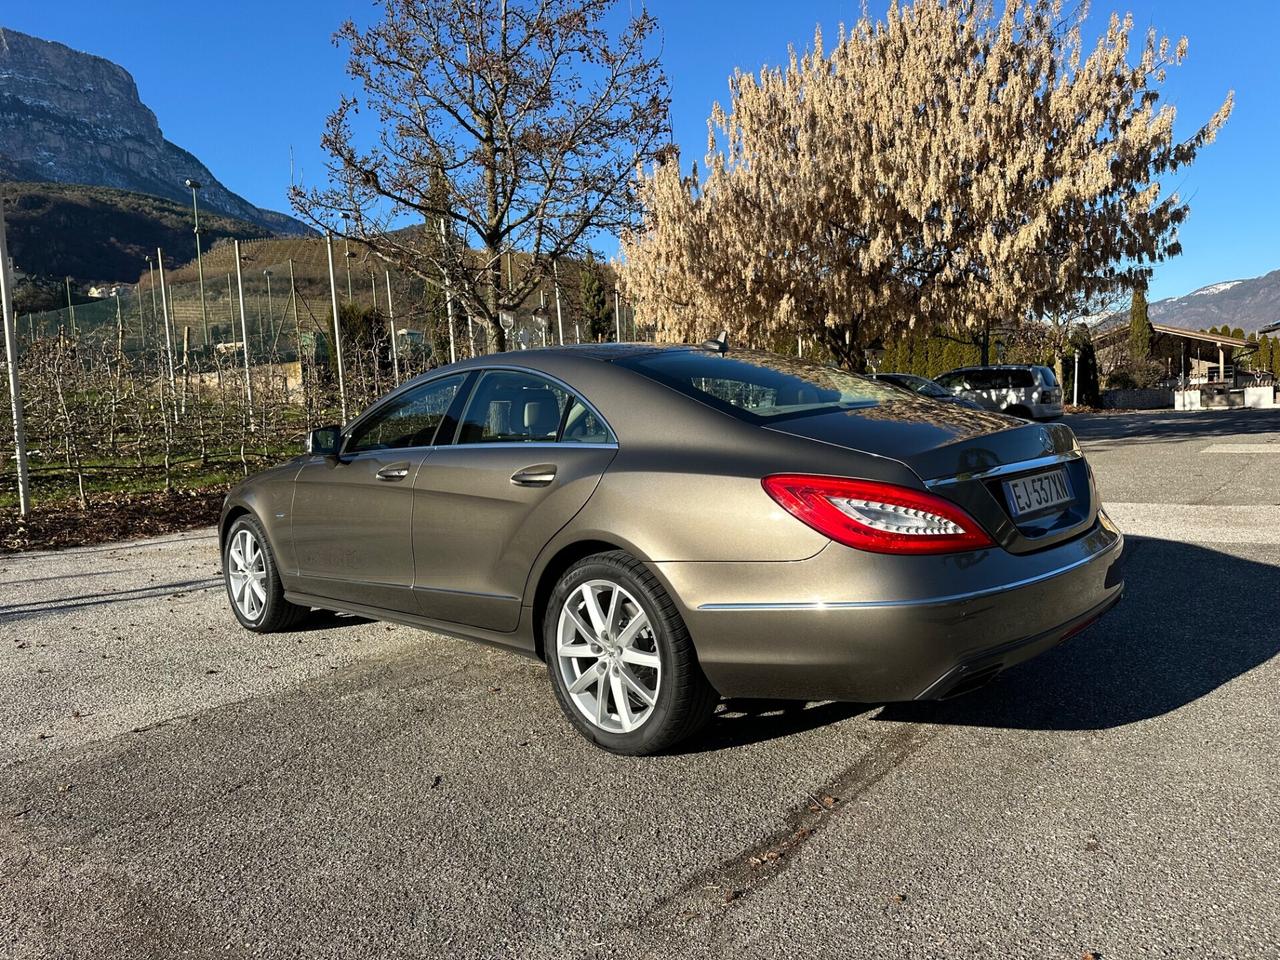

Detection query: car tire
xmin=1005 ymin=404 xmax=1033 ymax=420
xmin=223 ymin=514 xmax=309 ymax=633
xmin=544 ymin=551 xmax=717 ymax=755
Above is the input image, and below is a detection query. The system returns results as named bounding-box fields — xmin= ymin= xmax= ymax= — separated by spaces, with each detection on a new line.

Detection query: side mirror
xmin=306 ymin=425 xmax=342 ymax=457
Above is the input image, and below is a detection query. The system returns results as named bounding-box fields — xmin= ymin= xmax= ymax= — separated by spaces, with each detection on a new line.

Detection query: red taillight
xmin=761 ymin=474 xmax=994 ymax=555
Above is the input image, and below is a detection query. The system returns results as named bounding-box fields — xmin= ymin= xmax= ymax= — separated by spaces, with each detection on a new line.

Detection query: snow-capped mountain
xmin=1147 ymin=270 xmax=1280 ymax=334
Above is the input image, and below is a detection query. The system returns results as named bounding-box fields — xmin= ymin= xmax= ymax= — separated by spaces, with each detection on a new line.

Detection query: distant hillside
xmin=0 ymin=26 xmax=308 ymax=236
xmin=0 ymin=181 xmax=264 ymax=284
xmin=1146 ymin=270 xmax=1280 ymax=334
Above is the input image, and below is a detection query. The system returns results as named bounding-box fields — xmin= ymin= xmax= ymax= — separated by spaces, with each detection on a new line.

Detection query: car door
xmin=410 ymin=368 xmax=618 ymax=632
xmin=290 ymin=373 xmax=470 ymax=613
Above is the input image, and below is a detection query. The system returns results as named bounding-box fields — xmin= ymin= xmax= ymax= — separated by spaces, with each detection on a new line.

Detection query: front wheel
xmin=545 ymin=551 xmax=717 ymax=755
xmin=223 ymin=514 xmax=308 ymax=632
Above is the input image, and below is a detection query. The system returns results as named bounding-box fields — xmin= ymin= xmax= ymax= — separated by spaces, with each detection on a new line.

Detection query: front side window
xmin=618 ymin=349 xmax=896 ymax=423
xmin=345 ymin=374 xmax=466 ymax=453
xmin=456 ymin=370 xmax=572 ymax=444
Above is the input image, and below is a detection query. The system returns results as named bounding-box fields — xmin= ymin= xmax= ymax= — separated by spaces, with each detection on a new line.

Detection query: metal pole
xmin=65 ymin=276 xmax=76 ymax=337
xmin=553 ymin=260 xmax=565 ymax=346
xmin=114 ymin=289 xmax=124 ymax=358
xmin=0 ymin=199 xmax=32 ymax=515
xmin=288 ymin=259 xmax=301 ymax=353
xmin=385 ymin=270 xmax=400 ymax=385
xmin=233 ymin=240 xmax=255 ymax=425
xmin=340 ymin=218 xmax=353 ymax=302
xmin=325 ymin=233 xmax=348 ymax=421
xmin=264 ymin=271 xmax=274 ymax=353
xmin=146 ymin=257 xmax=158 ymax=351
xmin=289 ymin=258 xmax=304 ymax=407
xmin=1073 ymin=349 xmax=1080 ymax=406
xmin=156 ymin=248 xmax=178 ymax=421
xmin=439 ymin=219 xmax=457 ymax=364
xmin=190 ymin=184 xmax=210 ymax=346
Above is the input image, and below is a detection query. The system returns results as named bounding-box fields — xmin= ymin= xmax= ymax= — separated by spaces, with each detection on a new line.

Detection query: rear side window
xmin=1008 ymin=369 xmax=1036 ymax=388
xmin=1037 ymin=366 xmax=1059 ymax=387
xmin=560 ymin=400 xmax=613 ymax=443
xmin=617 ymin=349 xmax=896 ymax=423
xmin=457 ymin=370 xmax=570 ymax=443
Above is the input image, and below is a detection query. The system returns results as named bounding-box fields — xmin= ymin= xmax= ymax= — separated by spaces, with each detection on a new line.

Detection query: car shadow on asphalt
xmin=674 ymin=535 xmax=1279 ymax=750
xmin=879 ymin=536 xmax=1280 ymax=731
xmin=671 ymin=699 xmax=875 ymax=754
xmin=291 ymin=609 xmax=375 ymax=632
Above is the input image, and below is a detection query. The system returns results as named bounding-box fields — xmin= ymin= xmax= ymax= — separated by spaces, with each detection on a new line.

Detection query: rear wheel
xmin=1004 ymin=404 xmax=1033 ymax=420
xmin=223 ymin=514 xmax=308 ymax=632
xmin=545 ymin=551 xmax=716 ymax=755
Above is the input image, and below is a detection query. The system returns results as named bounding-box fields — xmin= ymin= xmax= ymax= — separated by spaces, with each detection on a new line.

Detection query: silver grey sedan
xmin=220 ymin=344 xmax=1124 ymax=754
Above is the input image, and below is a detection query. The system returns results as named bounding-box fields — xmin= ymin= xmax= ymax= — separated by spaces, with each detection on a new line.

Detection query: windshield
xmin=911 ymin=379 xmax=950 ymax=398
xmin=617 ymin=349 xmax=898 ymax=422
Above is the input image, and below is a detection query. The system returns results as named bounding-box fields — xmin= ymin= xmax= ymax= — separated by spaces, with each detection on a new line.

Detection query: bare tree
xmin=293 ymin=0 xmax=670 ymax=352
xmin=620 ymin=0 xmax=1233 ymax=370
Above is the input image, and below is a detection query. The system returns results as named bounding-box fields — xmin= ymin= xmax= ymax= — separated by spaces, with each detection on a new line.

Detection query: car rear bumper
xmin=653 ymin=513 xmax=1124 ymax=702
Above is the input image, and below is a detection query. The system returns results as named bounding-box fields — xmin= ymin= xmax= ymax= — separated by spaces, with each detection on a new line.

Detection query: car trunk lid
xmin=763 ymin=397 xmax=1096 ymax=552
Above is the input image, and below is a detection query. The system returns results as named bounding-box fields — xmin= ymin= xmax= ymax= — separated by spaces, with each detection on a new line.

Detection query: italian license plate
xmin=1003 ymin=468 xmax=1072 ymax=517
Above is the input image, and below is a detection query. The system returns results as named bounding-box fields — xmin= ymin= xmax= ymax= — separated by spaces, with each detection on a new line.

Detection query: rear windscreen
xmin=616 ymin=349 xmax=897 ymax=422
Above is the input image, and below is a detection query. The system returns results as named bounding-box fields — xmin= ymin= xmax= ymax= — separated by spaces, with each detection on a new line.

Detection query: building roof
xmin=1095 ymin=321 xmax=1251 ymax=349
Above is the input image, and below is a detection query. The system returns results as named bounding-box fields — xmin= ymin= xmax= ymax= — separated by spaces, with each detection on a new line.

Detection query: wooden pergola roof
xmin=1095 ymin=322 xmax=1251 ymax=350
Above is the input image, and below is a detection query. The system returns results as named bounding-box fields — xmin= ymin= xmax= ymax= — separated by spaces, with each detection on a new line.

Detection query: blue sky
xmin=4 ymin=1 xmax=1275 ymax=301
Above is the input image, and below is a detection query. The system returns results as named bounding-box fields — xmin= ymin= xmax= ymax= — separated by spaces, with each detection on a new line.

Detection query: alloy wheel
xmin=555 ymin=579 xmax=661 ymax=734
xmin=227 ymin=528 xmax=268 ymax=622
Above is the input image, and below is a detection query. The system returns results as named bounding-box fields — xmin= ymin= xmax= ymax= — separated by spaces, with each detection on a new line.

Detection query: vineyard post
xmin=325 ymin=233 xmax=348 ymax=421
xmin=233 ymin=240 xmax=255 ymax=426
xmin=553 ymin=259 xmax=565 ymax=346
xmin=156 ymin=248 xmax=179 ymax=422
xmin=0 ymin=199 xmax=32 ymax=515
xmin=385 ymin=270 xmax=400 ymax=385
xmin=439 ymin=219 xmax=457 ymax=364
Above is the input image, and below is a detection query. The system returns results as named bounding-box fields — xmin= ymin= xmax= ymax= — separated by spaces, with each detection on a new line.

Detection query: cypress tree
xmin=1129 ymin=284 xmax=1151 ymax=364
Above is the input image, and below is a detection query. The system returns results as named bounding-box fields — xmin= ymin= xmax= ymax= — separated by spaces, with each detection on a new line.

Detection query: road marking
xmin=1201 ymin=443 xmax=1280 ymax=454
xmin=1106 ymin=503 xmax=1280 ymax=544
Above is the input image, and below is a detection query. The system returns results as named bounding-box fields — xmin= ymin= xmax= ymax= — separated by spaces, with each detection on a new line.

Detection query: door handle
xmin=376 ymin=464 xmax=411 ymax=481
xmin=510 ymin=464 xmax=557 ymax=487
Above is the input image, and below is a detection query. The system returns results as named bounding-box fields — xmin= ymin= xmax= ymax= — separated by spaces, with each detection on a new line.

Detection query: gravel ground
xmin=1 ymin=408 xmax=1277 ymax=959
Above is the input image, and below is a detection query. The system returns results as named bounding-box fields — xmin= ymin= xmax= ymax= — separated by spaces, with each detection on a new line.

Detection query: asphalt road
xmin=2 ymin=408 xmax=1278 ymax=959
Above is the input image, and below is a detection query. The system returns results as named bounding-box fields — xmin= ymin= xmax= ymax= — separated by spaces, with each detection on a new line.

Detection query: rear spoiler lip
xmin=923 ymin=449 xmax=1083 ymax=489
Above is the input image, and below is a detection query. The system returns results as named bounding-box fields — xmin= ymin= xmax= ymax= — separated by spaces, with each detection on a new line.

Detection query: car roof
xmin=945 ymin=364 xmax=1047 ymax=371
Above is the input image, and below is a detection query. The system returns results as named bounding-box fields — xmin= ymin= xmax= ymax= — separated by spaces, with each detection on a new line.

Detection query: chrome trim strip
xmin=925 ymin=450 xmax=1082 ymax=488
xmin=410 ymin=584 xmax=520 ymax=602
xmin=696 ymin=535 xmax=1121 ymax=612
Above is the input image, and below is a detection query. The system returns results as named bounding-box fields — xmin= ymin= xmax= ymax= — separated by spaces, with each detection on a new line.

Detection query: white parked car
xmin=935 ymin=365 xmax=1064 ymax=420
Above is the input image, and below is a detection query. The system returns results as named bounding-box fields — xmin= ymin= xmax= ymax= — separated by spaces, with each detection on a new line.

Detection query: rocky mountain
xmin=0 ymin=181 xmax=263 ymax=289
xmin=1146 ymin=270 xmax=1280 ymax=335
xmin=0 ymin=26 xmax=308 ymax=236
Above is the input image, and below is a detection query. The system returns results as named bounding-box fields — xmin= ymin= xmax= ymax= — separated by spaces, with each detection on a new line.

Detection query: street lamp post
xmin=184 ymin=179 xmax=210 ymax=347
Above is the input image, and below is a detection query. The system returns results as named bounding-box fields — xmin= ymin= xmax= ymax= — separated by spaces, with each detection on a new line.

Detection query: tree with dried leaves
xmin=293 ymin=0 xmax=670 ymax=353
xmin=619 ymin=0 xmax=1232 ymax=370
